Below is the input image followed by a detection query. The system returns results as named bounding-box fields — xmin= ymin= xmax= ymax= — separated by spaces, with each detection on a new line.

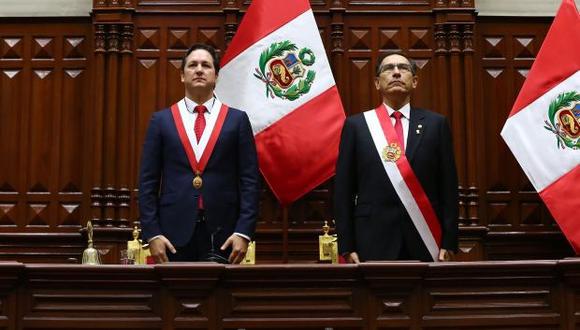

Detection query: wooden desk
xmin=1 ymin=260 xmax=579 ymax=329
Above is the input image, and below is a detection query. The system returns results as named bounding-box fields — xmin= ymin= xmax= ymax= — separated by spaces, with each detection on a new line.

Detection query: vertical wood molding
xmin=104 ymin=24 xmax=120 ymax=227
xmin=330 ymin=0 xmax=345 ymax=103
xmin=91 ymin=23 xmax=106 ymax=226
xmin=118 ymin=24 xmax=133 ymax=228
xmin=223 ymin=0 xmax=239 ymax=47
xmin=462 ymin=23 xmax=480 ymax=226
xmin=91 ymin=0 xmax=135 ymax=236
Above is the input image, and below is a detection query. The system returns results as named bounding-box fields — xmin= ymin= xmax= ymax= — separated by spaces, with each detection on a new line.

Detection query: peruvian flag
xmin=216 ymin=0 xmax=345 ymax=205
xmin=501 ymin=0 xmax=580 ymax=252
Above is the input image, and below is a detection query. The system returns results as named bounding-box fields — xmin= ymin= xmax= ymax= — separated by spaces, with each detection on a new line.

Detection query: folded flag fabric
xmin=501 ymin=0 xmax=580 ymax=252
xmin=216 ymin=0 xmax=345 ymax=205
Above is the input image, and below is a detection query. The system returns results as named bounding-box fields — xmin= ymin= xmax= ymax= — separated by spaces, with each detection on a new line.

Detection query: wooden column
xmin=91 ymin=23 xmax=106 ymax=227
xmin=103 ymin=23 xmax=120 ymax=227
xmin=223 ymin=0 xmax=239 ymax=47
xmin=117 ymin=24 xmax=133 ymax=229
xmin=448 ymin=23 xmax=467 ymax=224
xmin=90 ymin=1 xmax=137 ymax=262
xmin=462 ymin=23 xmax=480 ymax=226
xmin=330 ymin=0 xmax=345 ymax=101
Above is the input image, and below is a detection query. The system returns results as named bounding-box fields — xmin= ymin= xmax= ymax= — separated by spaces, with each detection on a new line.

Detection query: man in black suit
xmin=334 ymin=52 xmax=458 ymax=263
xmin=139 ymin=44 xmax=260 ymax=264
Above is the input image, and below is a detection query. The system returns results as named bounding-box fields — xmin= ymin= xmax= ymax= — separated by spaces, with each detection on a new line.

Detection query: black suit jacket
xmin=138 ymin=103 xmax=260 ymax=249
xmin=334 ymin=107 xmax=458 ymax=261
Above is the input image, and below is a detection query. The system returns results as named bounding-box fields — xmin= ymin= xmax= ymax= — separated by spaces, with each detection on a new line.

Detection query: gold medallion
xmin=382 ymin=142 xmax=402 ymax=162
xmin=192 ymin=175 xmax=203 ymax=189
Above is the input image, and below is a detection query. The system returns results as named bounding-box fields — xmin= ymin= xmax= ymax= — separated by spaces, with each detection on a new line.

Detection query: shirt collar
xmin=184 ymin=96 xmax=215 ymax=114
xmin=384 ymin=102 xmax=411 ymax=119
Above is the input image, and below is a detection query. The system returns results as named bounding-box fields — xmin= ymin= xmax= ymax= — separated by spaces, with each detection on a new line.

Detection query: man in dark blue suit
xmin=334 ymin=52 xmax=458 ymax=263
xmin=139 ymin=44 xmax=260 ymax=264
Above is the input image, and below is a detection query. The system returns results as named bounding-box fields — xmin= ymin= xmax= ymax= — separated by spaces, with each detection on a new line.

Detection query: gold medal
xmin=382 ymin=142 xmax=402 ymax=163
xmin=192 ymin=174 xmax=203 ymax=189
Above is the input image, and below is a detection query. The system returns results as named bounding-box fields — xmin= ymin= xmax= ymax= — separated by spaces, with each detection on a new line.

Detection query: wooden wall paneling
xmin=433 ymin=0 xmax=477 ymax=230
xmin=91 ymin=23 xmax=106 ymax=227
xmin=117 ymin=24 xmax=134 ymax=229
xmin=1 ymin=1 xmax=577 ymax=263
xmin=433 ymin=2 xmax=488 ymax=260
xmin=475 ymin=18 xmax=571 ymax=260
xmin=448 ymin=23 xmax=468 ymax=225
xmin=462 ymin=23 xmax=480 ymax=227
xmin=343 ymin=14 xmax=374 ymax=115
xmin=58 ymin=30 xmax=91 ymax=230
xmin=0 ymin=33 xmax=24 ymax=232
xmin=0 ymin=20 xmax=93 ymax=260
xmin=90 ymin=1 xmax=138 ymax=260
xmin=28 ymin=63 xmax=55 ymax=229
xmin=330 ymin=0 xmax=346 ymax=106
xmin=103 ymin=24 xmax=120 ymax=227
xmin=0 ymin=233 xmax=83 ymax=264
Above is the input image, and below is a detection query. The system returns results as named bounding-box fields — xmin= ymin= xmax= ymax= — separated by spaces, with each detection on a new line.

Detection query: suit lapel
xmin=406 ymin=108 xmax=425 ymax=161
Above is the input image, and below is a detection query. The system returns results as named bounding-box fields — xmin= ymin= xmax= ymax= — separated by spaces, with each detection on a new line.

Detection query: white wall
xmin=0 ymin=0 xmax=92 ymax=17
xmin=477 ymin=0 xmax=580 ymax=16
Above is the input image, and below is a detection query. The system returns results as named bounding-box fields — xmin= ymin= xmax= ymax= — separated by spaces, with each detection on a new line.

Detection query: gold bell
xmin=82 ymin=220 xmax=101 ymax=265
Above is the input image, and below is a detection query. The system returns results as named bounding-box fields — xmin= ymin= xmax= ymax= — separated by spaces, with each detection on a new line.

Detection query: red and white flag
xmin=216 ymin=0 xmax=345 ymax=205
xmin=501 ymin=0 xmax=580 ymax=252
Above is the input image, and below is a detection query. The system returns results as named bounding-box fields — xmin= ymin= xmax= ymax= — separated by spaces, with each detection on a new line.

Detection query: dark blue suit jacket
xmin=334 ymin=107 xmax=459 ymax=261
xmin=138 ymin=104 xmax=260 ymax=248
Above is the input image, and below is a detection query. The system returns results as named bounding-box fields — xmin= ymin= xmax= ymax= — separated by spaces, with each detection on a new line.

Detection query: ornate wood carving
xmin=0 ymin=2 xmax=572 ymax=263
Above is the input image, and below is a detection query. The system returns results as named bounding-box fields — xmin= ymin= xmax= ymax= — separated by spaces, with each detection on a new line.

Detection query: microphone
xmin=205 ymin=227 xmax=229 ymax=264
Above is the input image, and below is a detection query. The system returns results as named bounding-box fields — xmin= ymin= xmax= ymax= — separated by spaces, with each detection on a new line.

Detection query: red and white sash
xmin=363 ymin=105 xmax=442 ymax=261
xmin=171 ymin=99 xmax=229 ymax=177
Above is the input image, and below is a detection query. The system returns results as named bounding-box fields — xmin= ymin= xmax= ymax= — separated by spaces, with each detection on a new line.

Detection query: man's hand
xmin=345 ymin=252 xmax=360 ymax=264
xmin=221 ymin=234 xmax=249 ymax=264
xmin=438 ymin=248 xmax=455 ymax=262
xmin=149 ymin=235 xmax=176 ymax=264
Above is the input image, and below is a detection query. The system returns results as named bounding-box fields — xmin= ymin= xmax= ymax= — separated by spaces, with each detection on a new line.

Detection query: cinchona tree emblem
xmin=253 ymin=40 xmax=316 ymax=101
xmin=544 ymin=91 xmax=580 ymax=150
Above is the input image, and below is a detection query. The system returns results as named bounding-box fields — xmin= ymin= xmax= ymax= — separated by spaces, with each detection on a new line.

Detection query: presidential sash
xmin=171 ymin=99 xmax=229 ymax=189
xmin=363 ymin=105 xmax=442 ymax=261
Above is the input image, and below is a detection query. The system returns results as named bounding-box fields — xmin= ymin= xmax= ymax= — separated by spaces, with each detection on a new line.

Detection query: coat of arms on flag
xmin=544 ymin=91 xmax=580 ymax=149
xmin=216 ymin=0 xmax=345 ymax=204
xmin=501 ymin=0 xmax=580 ymax=253
xmin=253 ymin=40 xmax=316 ymax=101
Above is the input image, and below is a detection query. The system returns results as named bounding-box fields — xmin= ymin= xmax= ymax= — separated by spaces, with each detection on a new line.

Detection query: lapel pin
xmin=416 ymin=124 xmax=423 ymax=135
xmin=416 ymin=129 xmax=421 ymax=134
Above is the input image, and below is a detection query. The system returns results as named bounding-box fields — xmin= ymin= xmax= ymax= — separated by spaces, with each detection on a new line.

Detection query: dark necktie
xmin=392 ymin=111 xmax=405 ymax=153
xmin=194 ymin=105 xmax=207 ymax=142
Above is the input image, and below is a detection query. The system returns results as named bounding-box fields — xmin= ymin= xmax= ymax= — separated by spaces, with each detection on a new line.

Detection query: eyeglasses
xmin=379 ymin=63 xmax=413 ymax=74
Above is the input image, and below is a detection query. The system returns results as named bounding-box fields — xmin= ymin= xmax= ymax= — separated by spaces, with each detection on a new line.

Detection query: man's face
xmin=374 ymin=54 xmax=417 ymax=98
xmin=181 ymin=49 xmax=217 ymax=91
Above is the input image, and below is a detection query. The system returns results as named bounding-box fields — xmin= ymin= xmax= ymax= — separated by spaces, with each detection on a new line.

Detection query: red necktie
xmin=194 ymin=105 xmax=207 ymax=141
xmin=194 ymin=105 xmax=207 ymax=210
xmin=392 ymin=111 xmax=405 ymax=153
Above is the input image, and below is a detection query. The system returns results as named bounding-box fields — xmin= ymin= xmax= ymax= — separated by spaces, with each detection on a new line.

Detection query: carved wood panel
xmin=0 ymin=20 xmax=92 ymax=236
xmin=0 ymin=3 xmax=574 ymax=263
